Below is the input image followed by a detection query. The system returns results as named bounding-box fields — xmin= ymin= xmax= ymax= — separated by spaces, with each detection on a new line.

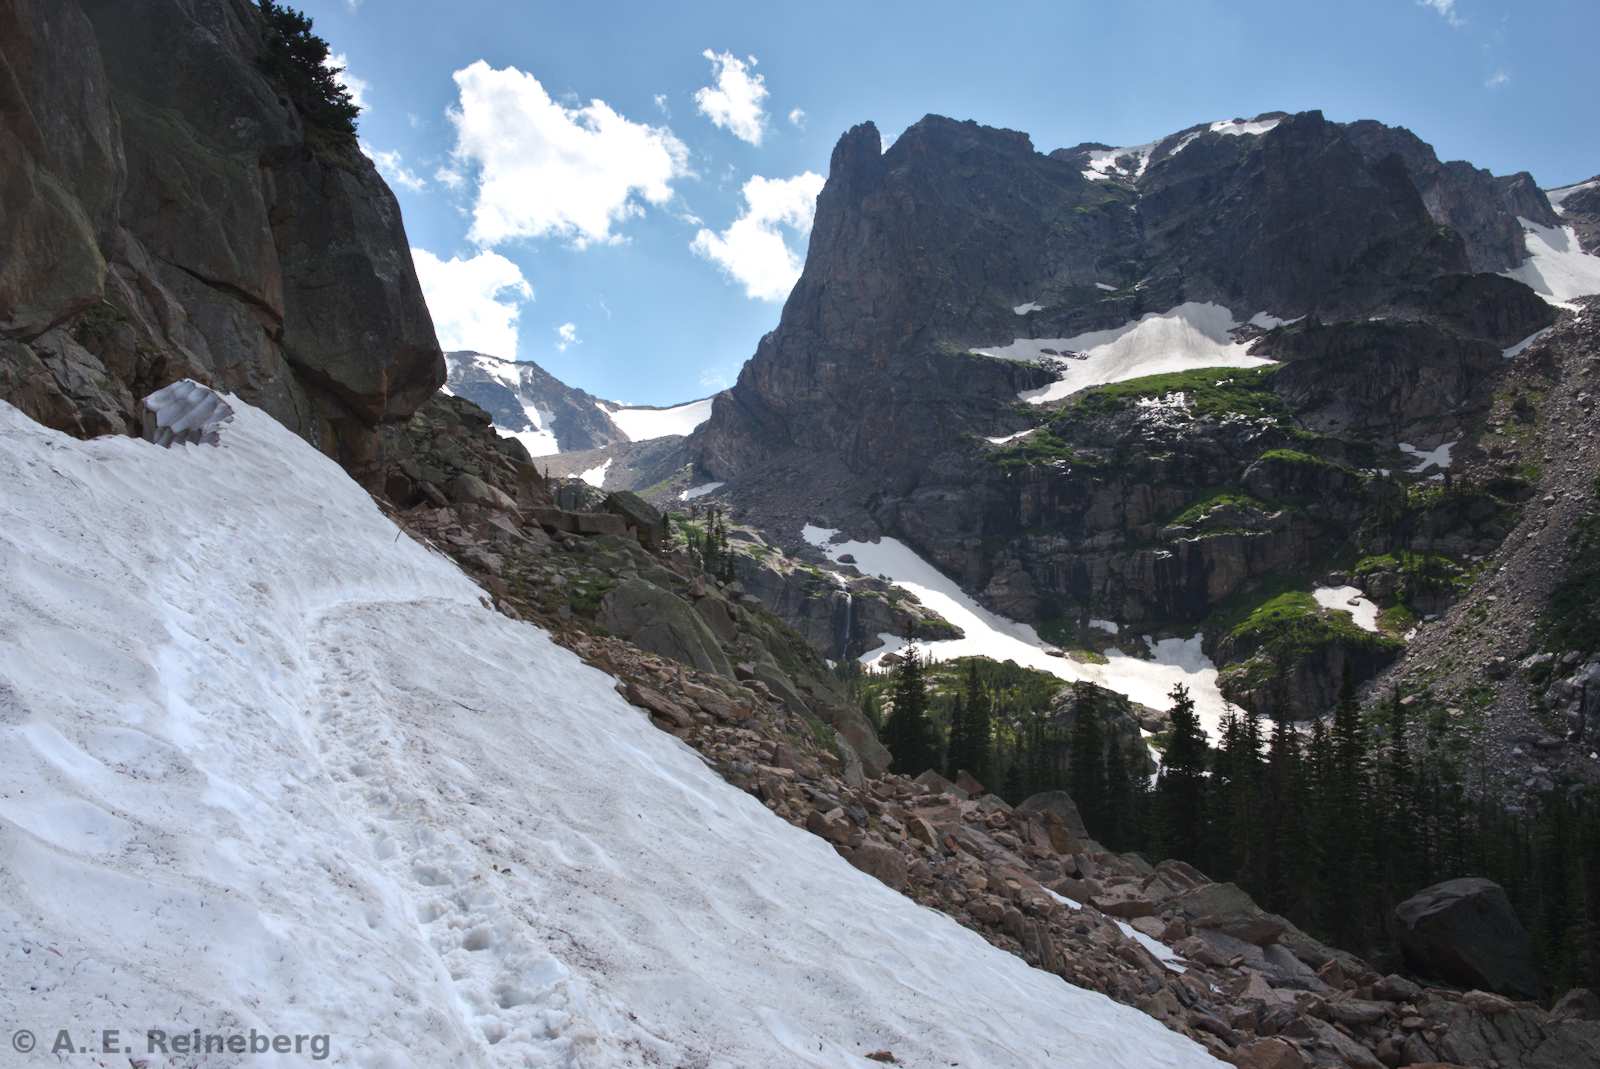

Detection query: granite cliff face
xmin=692 ymin=108 xmax=1576 ymax=716
xmin=0 ymin=0 xmax=441 ymax=482
xmin=697 ymin=110 xmax=1550 ymax=488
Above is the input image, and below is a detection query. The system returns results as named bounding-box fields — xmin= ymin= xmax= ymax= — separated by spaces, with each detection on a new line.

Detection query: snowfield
xmin=0 ymin=401 xmax=1222 ymax=1068
xmin=971 ymin=302 xmax=1276 ymax=406
xmin=802 ymin=526 xmax=1241 ymax=740
xmin=599 ymin=396 xmax=714 ymax=441
xmin=578 ymin=457 xmax=613 ymax=487
xmin=1503 ymin=326 xmax=1554 ymax=360
xmin=1081 ymin=141 xmax=1155 ymax=181
xmin=1547 ymin=179 xmax=1598 ymax=213
xmin=1209 ymin=117 xmax=1282 ymax=138
xmin=1503 ymin=217 xmax=1600 ymax=308
xmin=1312 ymin=586 xmax=1382 ymax=634
xmin=1397 ymin=440 xmax=1455 ymax=473
xmin=678 ymin=480 xmax=725 ymax=501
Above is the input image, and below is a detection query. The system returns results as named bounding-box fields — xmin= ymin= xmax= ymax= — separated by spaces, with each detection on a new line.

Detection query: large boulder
xmin=598 ymin=578 xmax=733 ymax=678
xmin=1393 ymin=877 xmax=1543 ymax=1000
xmin=603 ymin=490 xmax=664 ymax=548
xmin=1016 ymin=791 xmax=1090 ymax=842
xmin=1164 ymin=882 xmax=1289 ymax=947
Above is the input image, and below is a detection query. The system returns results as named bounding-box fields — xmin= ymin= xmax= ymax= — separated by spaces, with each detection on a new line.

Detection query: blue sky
xmin=298 ymin=0 xmax=1597 ymax=405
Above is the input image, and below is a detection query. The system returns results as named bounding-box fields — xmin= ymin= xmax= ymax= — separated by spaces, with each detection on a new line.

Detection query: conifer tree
xmin=883 ymin=648 xmax=937 ymax=776
xmin=1069 ymin=685 xmax=1106 ymax=834
xmin=1376 ymin=686 xmax=1417 ymax=901
xmin=1325 ymin=667 xmax=1374 ymax=948
xmin=1103 ymin=721 xmax=1133 ymax=851
xmin=962 ymin=660 xmax=992 ymax=787
xmin=944 ymin=693 xmax=968 ymax=781
xmin=1158 ymin=683 xmax=1209 ymax=870
xmin=1262 ymin=709 xmax=1306 ymax=915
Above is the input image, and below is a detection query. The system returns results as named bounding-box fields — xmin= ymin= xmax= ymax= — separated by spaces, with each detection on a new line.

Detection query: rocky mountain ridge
xmin=444 ymin=349 xmax=629 ymax=455
xmin=679 ymin=107 xmax=1596 ymax=728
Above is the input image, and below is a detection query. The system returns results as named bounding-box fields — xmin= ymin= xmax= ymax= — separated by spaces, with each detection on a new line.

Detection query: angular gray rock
xmin=599 ymin=578 xmax=734 ymax=678
xmin=141 ymin=379 xmax=234 ymax=447
xmin=1393 ymin=877 xmax=1543 ymax=1000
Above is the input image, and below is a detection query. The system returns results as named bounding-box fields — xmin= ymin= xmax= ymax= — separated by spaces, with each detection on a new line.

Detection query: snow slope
xmin=971 ymin=302 xmax=1276 ymax=406
xmin=510 ymin=398 xmax=560 ymax=457
xmin=578 ymin=457 xmax=613 ymax=488
xmin=1503 ymin=217 xmax=1600 ymax=308
xmin=599 ymin=397 xmax=714 ymax=441
xmin=1080 ymin=142 xmax=1155 ymax=182
xmin=802 ymin=526 xmax=1240 ymax=740
xmin=0 ymin=401 xmax=1221 ymax=1068
xmin=1547 ymin=179 xmax=1598 ymax=213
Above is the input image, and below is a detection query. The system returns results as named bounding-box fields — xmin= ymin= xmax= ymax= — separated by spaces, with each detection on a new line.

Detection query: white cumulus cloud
xmin=361 ymin=143 xmax=427 ymax=192
xmin=325 ymin=52 xmax=369 ymax=112
xmin=411 ymin=247 xmax=534 ymax=356
xmin=787 ymin=107 xmax=806 ymax=129
xmin=556 ymin=322 xmax=578 ymax=351
xmin=1484 ymin=69 xmax=1510 ymax=89
xmin=446 ymin=61 xmax=690 ymax=249
xmin=1417 ymin=0 xmax=1463 ymax=27
xmin=694 ymin=50 xmax=768 ymax=145
xmin=690 ymin=171 xmax=824 ymax=301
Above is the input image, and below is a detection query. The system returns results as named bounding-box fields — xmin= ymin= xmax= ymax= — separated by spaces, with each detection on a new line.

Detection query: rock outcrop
xmin=1394 ymin=877 xmax=1544 ymax=1000
xmin=0 ymin=0 xmax=442 ymax=481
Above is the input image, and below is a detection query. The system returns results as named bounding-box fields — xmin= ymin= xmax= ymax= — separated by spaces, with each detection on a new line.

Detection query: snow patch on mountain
xmin=1503 ymin=217 xmax=1600 ymax=308
xmin=1082 ymin=142 xmax=1156 ymax=182
xmin=508 ymin=397 xmax=560 ymax=455
xmin=970 ymin=302 xmax=1276 ymax=406
xmin=579 ymin=457 xmax=613 ymax=487
xmin=679 ymin=481 xmax=725 ymax=501
xmin=1547 ymin=179 xmax=1598 ymax=214
xmin=1503 ymin=326 xmax=1554 ymax=360
xmin=1210 ymin=117 xmax=1282 ymax=138
xmin=1313 ymin=586 xmax=1381 ymax=634
xmin=1014 ymin=301 xmax=1045 ymax=314
xmin=0 ymin=399 xmax=1223 ymax=1069
xmin=600 ymin=397 xmax=715 ymax=441
xmin=802 ymin=526 xmax=1241 ymax=740
xmin=1398 ymin=440 xmax=1455 ymax=473
xmin=1045 ymin=891 xmax=1190 ymax=974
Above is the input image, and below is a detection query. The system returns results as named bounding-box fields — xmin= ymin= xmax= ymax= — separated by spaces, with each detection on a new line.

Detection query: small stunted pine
xmin=257 ymin=1 xmax=360 ymax=136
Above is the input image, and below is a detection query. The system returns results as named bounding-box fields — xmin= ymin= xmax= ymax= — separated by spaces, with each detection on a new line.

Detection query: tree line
xmin=868 ymin=649 xmax=1600 ymax=997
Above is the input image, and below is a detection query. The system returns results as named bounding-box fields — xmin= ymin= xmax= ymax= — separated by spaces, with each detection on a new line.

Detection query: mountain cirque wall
xmin=0 ymin=0 xmax=441 ymax=483
xmin=695 ymin=110 xmax=1553 ymax=495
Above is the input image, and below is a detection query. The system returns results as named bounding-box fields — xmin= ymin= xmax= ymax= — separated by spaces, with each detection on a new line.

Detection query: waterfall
xmin=834 ymin=590 xmax=854 ymax=662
